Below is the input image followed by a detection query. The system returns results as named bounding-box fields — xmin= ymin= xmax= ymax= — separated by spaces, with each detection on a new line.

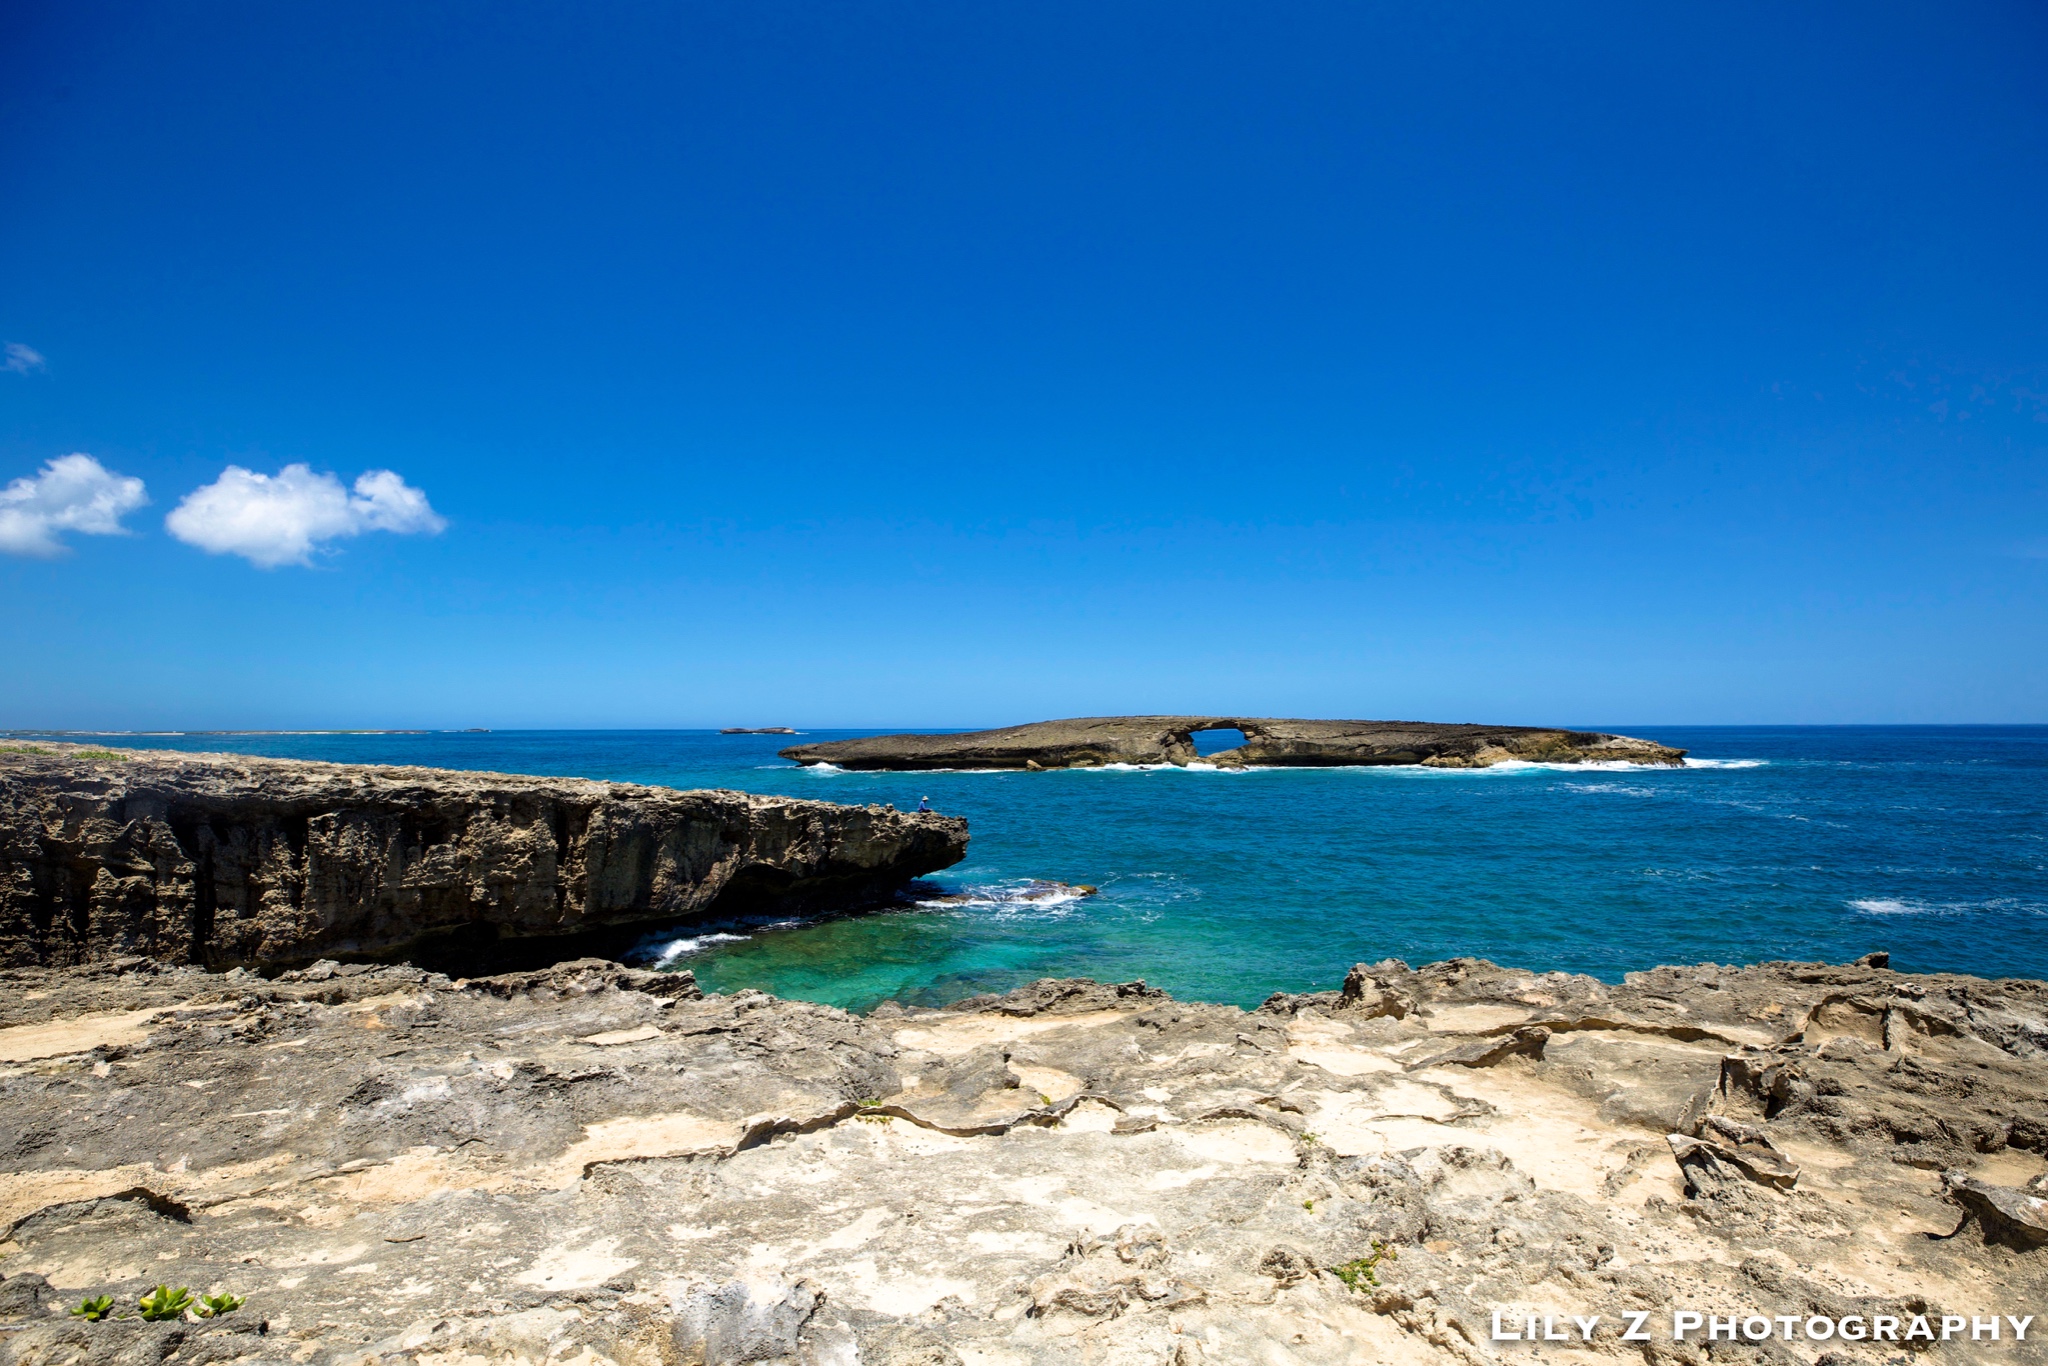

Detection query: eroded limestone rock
xmin=0 ymin=745 xmax=966 ymax=970
xmin=1944 ymin=1171 xmax=2048 ymax=1249
xmin=0 ymin=954 xmax=2044 ymax=1365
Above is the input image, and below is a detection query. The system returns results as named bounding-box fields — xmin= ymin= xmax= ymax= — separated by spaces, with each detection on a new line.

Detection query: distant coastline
xmin=0 ymin=728 xmax=488 ymax=737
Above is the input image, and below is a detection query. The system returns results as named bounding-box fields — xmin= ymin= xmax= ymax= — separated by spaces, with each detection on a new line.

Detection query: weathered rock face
xmin=0 ymin=746 xmax=967 ymax=970
xmin=781 ymin=715 xmax=1687 ymax=770
xmin=1 ymin=954 xmax=2042 ymax=1365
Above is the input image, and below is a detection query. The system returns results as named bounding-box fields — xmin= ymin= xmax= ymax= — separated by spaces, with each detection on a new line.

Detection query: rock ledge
xmin=1 ymin=953 xmax=2042 ymax=1365
xmin=0 ymin=744 xmax=966 ymax=970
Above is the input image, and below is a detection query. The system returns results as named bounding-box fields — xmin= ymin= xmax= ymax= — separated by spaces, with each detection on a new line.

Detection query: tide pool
xmin=64 ymin=726 xmax=2048 ymax=1010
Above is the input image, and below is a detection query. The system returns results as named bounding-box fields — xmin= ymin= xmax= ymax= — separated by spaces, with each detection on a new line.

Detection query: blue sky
xmin=3 ymin=2 xmax=2045 ymax=728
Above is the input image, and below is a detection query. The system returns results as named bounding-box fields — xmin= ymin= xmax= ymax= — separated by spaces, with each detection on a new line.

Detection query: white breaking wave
xmin=1848 ymin=897 xmax=2044 ymax=918
xmin=1849 ymin=898 xmax=1918 ymax=915
xmin=799 ymin=762 xmax=1252 ymax=774
xmin=1068 ymin=760 xmax=1677 ymax=775
xmin=796 ymin=757 xmax=1740 ymax=777
xmin=1479 ymin=759 xmax=1667 ymax=774
xmin=648 ymin=931 xmax=749 ymax=967
xmin=915 ymin=880 xmax=1094 ymax=914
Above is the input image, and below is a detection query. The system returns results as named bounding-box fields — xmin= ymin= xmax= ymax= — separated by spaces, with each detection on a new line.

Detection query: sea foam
xmin=915 ymin=880 xmax=1094 ymax=914
xmin=1848 ymin=897 xmax=2044 ymax=918
xmin=646 ymin=931 xmax=750 ymax=967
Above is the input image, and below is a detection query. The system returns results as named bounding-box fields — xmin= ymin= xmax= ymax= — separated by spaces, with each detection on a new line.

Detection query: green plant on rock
xmin=73 ymin=749 xmax=128 ymax=762
xmin=69 ymin=1295 xmax=117 ymax=1321
xmin=1330 ymin=1240 xmax=1398 ymax=1292
xmin=137 ymin=1285 xmax=194 ymax=1321
xmin=196 ymin=1292 xmax=246 ymax=1318
xmin=0 ymin=745 xmax=52 ymax=755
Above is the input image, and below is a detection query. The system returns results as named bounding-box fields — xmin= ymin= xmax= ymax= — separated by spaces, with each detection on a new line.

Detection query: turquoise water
xmin=44 ymin=727 xmax=2048 ymax=1009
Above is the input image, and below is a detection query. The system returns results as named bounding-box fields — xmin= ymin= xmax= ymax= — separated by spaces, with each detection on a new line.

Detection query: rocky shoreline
xmin=0 ymin=745 xmax=966 ymax=972
xmin=1 ymin=952 xmax=2043 ymax=1364
xmin=780 ymin=717 xmax=1688 ymax=771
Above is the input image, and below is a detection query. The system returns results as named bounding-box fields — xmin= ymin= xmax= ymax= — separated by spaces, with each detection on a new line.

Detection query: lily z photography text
xmin=1491 ymin=1311 xmax=2037 ymax=1345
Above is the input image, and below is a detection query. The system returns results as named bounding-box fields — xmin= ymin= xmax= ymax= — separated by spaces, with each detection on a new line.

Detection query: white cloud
xmin=165 ymin=464 xmax=446 ymax=568
xmin=3 ymin=343 xmax=46 ymax=375
xmin=347 ymin=468 xmax=446 ymax=534
xmin=0 ymin=454 xmax=149 ymax=557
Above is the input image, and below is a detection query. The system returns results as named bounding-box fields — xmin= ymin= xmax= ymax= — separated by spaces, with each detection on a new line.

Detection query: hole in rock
xmin=1188 ymin=728 xmax=1248 ymax=757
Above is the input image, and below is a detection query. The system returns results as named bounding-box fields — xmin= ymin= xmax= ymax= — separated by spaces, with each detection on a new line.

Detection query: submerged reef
xmin=780 ymin=715 xmax=1688 ymax=770
xmin=0 ymin=954 xmax=2044 ymax=1364
xmin=0 ymin=745 xmax=966 ymax=971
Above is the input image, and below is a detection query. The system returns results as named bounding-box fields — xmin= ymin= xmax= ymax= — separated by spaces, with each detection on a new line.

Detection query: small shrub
xmin=69 ymin=1295 xmax=116 ymax=1321
xmin=196 ymin=1292 xmax=246 ymax=1318
xmin=1330 ymin=1240 xmax=1398 ymax=1292
xmin=1302 ymin=1199 xmax=1315 ymax=1211
xmin=137 ymin=1285 xmax=193 ymax=1321
xmin=74 ymin=749 xmax=128 ymax=762
xmin=0 ymin=745 xmax=52 ymax=755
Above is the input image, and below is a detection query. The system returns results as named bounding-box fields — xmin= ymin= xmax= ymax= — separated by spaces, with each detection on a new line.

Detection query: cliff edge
xmin=781 ymin=715 xmax=1687 ymax=770
xmin=0 ymin=744 xmax=967 ymax=970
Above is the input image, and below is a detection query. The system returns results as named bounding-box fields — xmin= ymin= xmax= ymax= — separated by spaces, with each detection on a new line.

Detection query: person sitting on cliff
xmin=918 ymin=795 xmax=932 ymax=812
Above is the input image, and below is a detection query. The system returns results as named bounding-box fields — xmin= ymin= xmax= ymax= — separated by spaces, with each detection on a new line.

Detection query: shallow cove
xmin=65 ymin=725 xmax=2048 ymax=1011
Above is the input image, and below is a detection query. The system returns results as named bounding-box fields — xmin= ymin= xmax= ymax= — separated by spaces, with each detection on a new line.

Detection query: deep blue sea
xmin=41 ymin=727 xmax=2048 ymax=1010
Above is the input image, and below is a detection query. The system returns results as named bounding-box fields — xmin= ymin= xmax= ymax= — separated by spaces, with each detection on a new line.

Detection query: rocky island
xmin=0 ymin=745 xmax=965 ymax=972
xmin=779 ymin=717 xmax=1687 ymax=771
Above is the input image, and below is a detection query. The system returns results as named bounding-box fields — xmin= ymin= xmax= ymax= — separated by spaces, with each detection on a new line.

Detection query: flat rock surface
xmin=1 ymin=953 xmax=2043 ymax=1364
xmin=780 ymin=717 xmax=1687 ymax=770
xmin=0 ymin=745 xmax=967 ymax=970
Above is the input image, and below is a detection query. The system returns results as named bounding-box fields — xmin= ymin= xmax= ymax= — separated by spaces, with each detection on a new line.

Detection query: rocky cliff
xmin=0 ymin=954 xmax=2042 ymax=1365
xmin=0 ymin=745 xmax=967 ymax=970
xmin=781 ymin=716 xmax=1687 ymax=770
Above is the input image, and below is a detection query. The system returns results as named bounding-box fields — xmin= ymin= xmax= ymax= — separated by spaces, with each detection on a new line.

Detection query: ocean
xmin=58 ymin=726 xmax=2048 ymax=1011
